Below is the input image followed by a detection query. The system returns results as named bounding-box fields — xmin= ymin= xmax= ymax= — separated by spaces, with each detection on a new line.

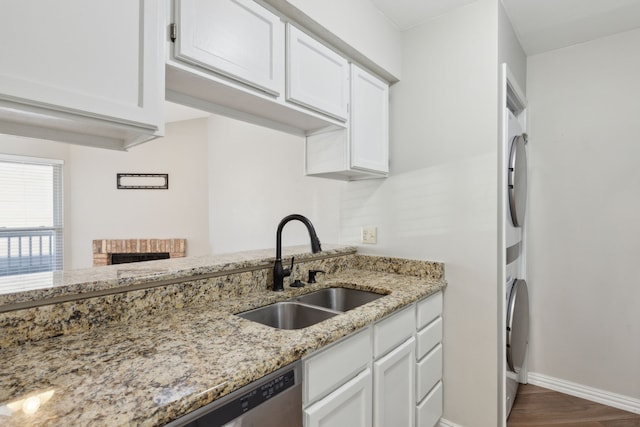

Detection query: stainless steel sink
xmin=295 ymin=287 xmax=385 ymax=312
xmin=237 ymin=302 xmax=338 ymax=330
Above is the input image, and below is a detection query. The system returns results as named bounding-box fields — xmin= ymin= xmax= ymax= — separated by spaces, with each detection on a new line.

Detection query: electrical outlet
xmin=361 ymin=226 xmax=377 ymax=244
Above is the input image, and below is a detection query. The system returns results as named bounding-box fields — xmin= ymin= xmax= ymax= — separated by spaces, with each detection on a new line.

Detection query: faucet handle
xmin=284 ymin=256 xmax=295 ymax=276
xmin=308 ymin=269 xmax=325 ymax=284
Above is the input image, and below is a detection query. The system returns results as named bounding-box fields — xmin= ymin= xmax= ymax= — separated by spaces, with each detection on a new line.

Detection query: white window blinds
xmin=0 ymin=154 xmax=64 ymax=277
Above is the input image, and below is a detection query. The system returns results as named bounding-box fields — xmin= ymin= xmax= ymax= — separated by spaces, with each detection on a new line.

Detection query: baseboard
xmin=439 ymin=419 xmax=464 ymax=427
xmin=527 ymin=372 xmax=640 ymax=414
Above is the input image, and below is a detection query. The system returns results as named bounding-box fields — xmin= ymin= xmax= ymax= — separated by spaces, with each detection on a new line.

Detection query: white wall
xmin=498 ymin=1 xmax=526 ymax=90
xmin=340 ymin=1 xmax=500 ymax=425
xmin=0 ymin=122 xmax=211 ymax=270
xmin=526 ymin=28 xmax=640 ymax=401
xmin=67 ymin=119 xmax=211 ymax=268
xmin=207 ymin=114 xmax=342 ymax=254
xmin=1 ymin=114 xmax=344 ymax=270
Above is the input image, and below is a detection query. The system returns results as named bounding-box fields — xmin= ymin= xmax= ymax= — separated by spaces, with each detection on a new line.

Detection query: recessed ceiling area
xmin=371 ymin=0 xmax=640 ymax=54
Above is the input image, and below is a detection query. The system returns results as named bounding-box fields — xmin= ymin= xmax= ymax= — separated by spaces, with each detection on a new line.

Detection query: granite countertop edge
xmin=0 ymin=245 xmax=358 ymax=307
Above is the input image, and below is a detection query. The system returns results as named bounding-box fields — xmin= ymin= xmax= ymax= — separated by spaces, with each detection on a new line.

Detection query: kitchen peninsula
xmin=0 ymin=246 xmax=445 ymax=426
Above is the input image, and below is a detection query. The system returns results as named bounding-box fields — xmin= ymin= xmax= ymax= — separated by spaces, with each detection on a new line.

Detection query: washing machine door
xmin=506 ymin=278 xmax=529 ymax=373
xmin=508 ymin=134 xmax=528 ymax=227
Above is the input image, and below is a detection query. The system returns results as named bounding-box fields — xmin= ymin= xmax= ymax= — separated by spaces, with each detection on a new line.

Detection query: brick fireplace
xmin=92 ymin=239 xmax=186 ymax=267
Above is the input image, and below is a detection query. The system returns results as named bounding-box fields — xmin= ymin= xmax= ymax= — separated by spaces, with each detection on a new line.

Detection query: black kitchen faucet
xmin=273 ymin=214 xmax=322 ymax=291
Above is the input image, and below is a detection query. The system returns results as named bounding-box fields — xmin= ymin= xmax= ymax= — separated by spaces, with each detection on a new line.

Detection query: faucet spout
xmin=273 ymin=214 xmax=322 ymax=291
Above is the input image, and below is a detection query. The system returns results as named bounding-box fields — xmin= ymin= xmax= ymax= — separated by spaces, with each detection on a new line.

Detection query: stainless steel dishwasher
xmin=164 ymin=361 xmax=302 ymax=427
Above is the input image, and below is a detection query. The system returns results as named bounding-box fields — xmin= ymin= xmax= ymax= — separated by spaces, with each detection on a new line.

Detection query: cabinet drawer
xmin=416 ymin=344 xmax=442 ymax=402
xmin=416 ymin=381 xmax=443 ymax=427
xmin=374 ymin=305 xmax=415 ymax=358
xmin=304 ymin=328 xmax=372 ymax=404
xmin=416 ymin=317 xmax=442 ymax=360
xmin=416 ymin=292 xmax=442 ymax=330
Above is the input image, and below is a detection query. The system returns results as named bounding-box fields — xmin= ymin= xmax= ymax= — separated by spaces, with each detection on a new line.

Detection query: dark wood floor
xmin=508 ymin=384 xmax=640 ymax=427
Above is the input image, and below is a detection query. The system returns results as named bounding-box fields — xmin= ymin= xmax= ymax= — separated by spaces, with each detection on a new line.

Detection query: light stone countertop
xmin=0 ymin=254 xmax=445 ymax=426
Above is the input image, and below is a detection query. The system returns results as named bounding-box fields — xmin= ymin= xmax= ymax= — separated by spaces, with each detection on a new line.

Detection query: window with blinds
xmin=0 ymin=154 xmax=64 ymax=277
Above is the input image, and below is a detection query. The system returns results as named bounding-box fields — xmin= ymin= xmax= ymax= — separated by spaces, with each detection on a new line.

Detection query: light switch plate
xmin=361 ymin=226 xmax=377 ymax=244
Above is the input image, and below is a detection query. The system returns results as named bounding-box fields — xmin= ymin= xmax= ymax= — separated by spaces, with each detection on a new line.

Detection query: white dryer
xmin=506 ymin=110 xmax=527 ymax=249
xmin=505 ymin=255 xmax=529 ymax=416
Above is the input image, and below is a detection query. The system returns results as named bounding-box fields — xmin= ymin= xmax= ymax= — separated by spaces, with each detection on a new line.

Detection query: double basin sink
xmin=237 ymin=287 xmax=385 ymax=330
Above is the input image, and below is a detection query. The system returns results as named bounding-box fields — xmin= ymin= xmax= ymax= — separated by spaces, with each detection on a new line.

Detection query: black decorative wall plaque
xmin=117 ymin=173 xmax=169 ymax=190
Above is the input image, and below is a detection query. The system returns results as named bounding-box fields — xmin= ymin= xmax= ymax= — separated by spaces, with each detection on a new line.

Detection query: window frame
xmin=0 ymin=153 xmax=64 ymax=277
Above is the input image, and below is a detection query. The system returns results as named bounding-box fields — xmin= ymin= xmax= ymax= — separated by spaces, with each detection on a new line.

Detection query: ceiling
xmin=372 ymin=0 xmax=640 ymax=54
xmin=370 ymin=0 xmax=477 ymax=31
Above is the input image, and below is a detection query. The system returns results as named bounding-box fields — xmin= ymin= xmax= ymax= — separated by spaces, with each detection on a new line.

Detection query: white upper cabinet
xmin=166 ymin=0 xmax=344 ymax=135
xmin=350 ymin=64 xmax=389 ymax=174
xmin=0 ymin=0 xmax=164 ymax=150
xmin=173 ymin=0 xmax=284 ymax=96
xmin=305 ymin=64 xmax=389 ymax=180
xmin=286 ymin=25 xmax=349 ymax=121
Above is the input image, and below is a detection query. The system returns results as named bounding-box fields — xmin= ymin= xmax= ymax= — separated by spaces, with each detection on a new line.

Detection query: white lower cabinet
xmin=416 ymin=344 xmax=442 ymax=401
xmin=303 ymin=291 xmax=443 ymax=427
xmin=304 ymin=368 xmax=372 ymax=427
xmin=303 ymin=328 xmax=372 ymax=427
xmin=373 ymin=305 xmax=415 ymax=358
xmin=373 ymin=305 xmax=416 ymax=427
xmin=374 ymin=337 xmax=415 ymax=427
xmin=415 ymin=292 xmax=444 ymax=427
xmin=417 ymin=381 xmax=443 ymax=427
xmin=303 ymin=328 xmax=372 ymax=404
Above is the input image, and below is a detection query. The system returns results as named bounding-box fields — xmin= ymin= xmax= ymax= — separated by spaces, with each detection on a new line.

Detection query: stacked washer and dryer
xmin=505 ymin=110 xmax=530 ymax=417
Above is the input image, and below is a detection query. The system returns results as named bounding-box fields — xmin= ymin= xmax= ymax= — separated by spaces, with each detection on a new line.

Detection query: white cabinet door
xmin=373 ymin=337 xmax=415 ymax=427
xmin=0 ymin=0 xmax=162 ymax=134
xmin=304 ymin=368 xmax=372 ymax=427
xmin=287 ymin=25 xmax=349 ymax=121
xmin=305 ymin=63 xmax=388 ymax=180
xmin=173 ymin=0 xmax=284 ymax=96
xmin=350 ymin=64 xmax=389 ymax=173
